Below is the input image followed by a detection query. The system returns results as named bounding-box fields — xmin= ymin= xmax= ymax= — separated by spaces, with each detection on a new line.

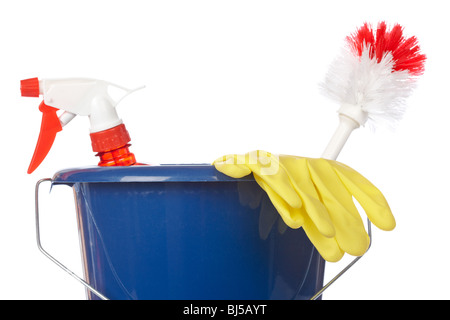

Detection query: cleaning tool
xmin=20 ymin=77 xmax=144 ymax=173
xmin=27 ymin=78 xmax=326 ymax=300
xmin=313 ymin=21 xmax=425 ymax=298
xmin=213 ymin=21 xmax=425 ymax=264
xmin=26 ymin=21 xmax=426 ymax=300
xmin=39 ymin=165 xmax=325 ymax=300
xmin=214 ymin=151 xmax=395 ymax=262
xmin=310 ymin=21 xmax=425 ymax=299
xmin=321 ymin=21 xmax=426 ymax=159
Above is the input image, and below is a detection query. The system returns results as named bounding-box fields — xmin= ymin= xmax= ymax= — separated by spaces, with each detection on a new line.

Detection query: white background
xmin=1 ymin=0 xmax=448 ymax=300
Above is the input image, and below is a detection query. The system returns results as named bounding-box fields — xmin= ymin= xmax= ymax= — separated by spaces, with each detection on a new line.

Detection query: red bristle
xmin=374 ymin=21 xmax=388 ymax=62
xmin=391 ymin=36 xmax=426 ymax=75
xmin=385 ymin=24 xmax=404 ymax=54
xmin=346 ymin=22 xmax=374 ymax=57
xmin=346 ymin=21 xmax=426 ymax=75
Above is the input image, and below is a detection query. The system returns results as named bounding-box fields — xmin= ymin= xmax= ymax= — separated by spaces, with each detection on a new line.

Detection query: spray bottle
xmin=21 ymin=77 xmax=144 ymax=173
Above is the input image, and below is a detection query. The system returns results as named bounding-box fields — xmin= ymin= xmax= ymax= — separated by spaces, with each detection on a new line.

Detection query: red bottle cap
xmin=21 ymin=77 xmax=40 ymax=97
xmin=90 ymin=124 xmax=131 ymax=152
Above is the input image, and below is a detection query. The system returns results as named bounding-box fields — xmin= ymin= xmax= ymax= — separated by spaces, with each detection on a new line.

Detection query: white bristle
xmin=320 ymin=47 xmax=417 ymax=128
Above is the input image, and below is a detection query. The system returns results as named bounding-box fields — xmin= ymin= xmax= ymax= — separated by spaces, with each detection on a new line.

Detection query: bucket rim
xmin=51 ymin=164 xmax=254 ymax=185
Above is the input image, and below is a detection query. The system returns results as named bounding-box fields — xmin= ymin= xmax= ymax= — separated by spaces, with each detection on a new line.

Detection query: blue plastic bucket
xmin=52 ymin=165 xmax=325 ymax=300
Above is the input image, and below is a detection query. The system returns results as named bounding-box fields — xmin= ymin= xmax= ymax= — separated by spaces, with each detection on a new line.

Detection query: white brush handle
xmin=313 ymin=109 xmax=370 ymax=300
xmin=322 ymin=103 xmax=369 ymax=160
xmin=321 ymin=115 xmax=360 ymax=160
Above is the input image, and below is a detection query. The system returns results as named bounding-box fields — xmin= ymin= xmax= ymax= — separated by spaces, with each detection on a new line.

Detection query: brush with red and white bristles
xmin=310 ymin=22 xmax=426 ymax=300
xmin=320 ymin=21 xmax=426 ymax=160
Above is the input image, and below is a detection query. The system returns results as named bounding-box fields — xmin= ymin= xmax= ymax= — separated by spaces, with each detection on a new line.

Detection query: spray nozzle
xmin=20 ymin=77 xmax=40 ymax=97
xmin=21 ymin=77 xmax=144 ymax=174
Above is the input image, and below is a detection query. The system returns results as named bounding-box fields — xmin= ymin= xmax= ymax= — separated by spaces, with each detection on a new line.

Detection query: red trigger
xmin=27 ymin=101 xmax=62 ymax=174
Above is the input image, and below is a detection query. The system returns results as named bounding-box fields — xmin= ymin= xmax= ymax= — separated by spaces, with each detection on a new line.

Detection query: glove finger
xmin=214 ymin=152 xmax=304 ymax=228
xmin=302 ymin=211 xmax=344 ymax=262
xmin=254 ymin=174 xmax=305 ymax=229
xmin=213 ymin=154 xmax=252 ymax=178
xmin=246 ymin=151 xmax=302 ymax=209
xmin=330 ymin=161 xmax=396 ymax=231
xmin=280 ymin=156 xmax=335 ymax=238
xmin=307 ymin=159 xmax=370 ymax=256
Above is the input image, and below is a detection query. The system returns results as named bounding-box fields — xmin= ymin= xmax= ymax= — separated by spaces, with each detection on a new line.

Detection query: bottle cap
xmin=90 ymin=124 xmax=131 ymax=152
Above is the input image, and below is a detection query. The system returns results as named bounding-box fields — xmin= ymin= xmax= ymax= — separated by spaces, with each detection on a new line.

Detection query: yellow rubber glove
xmin=213 ymin=151 xmax=395 ymax=262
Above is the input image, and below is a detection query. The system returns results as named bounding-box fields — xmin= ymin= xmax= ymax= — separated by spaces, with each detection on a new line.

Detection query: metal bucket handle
xmin=35 ymin=178 xmax=109 ymax=300
xmin=35 ymin=177 xmax=372 ymax=301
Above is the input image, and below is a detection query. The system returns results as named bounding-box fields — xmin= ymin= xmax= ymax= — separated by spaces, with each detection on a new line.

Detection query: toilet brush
xmin=321 ymin=21 xmax=426 ymax=160
xmin=312 ymin=21 xmax=426 ymax=299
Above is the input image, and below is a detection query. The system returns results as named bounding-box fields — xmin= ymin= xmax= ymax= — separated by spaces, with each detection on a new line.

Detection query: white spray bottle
xmin=21 ymin=77 xmax=144 ymax=173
